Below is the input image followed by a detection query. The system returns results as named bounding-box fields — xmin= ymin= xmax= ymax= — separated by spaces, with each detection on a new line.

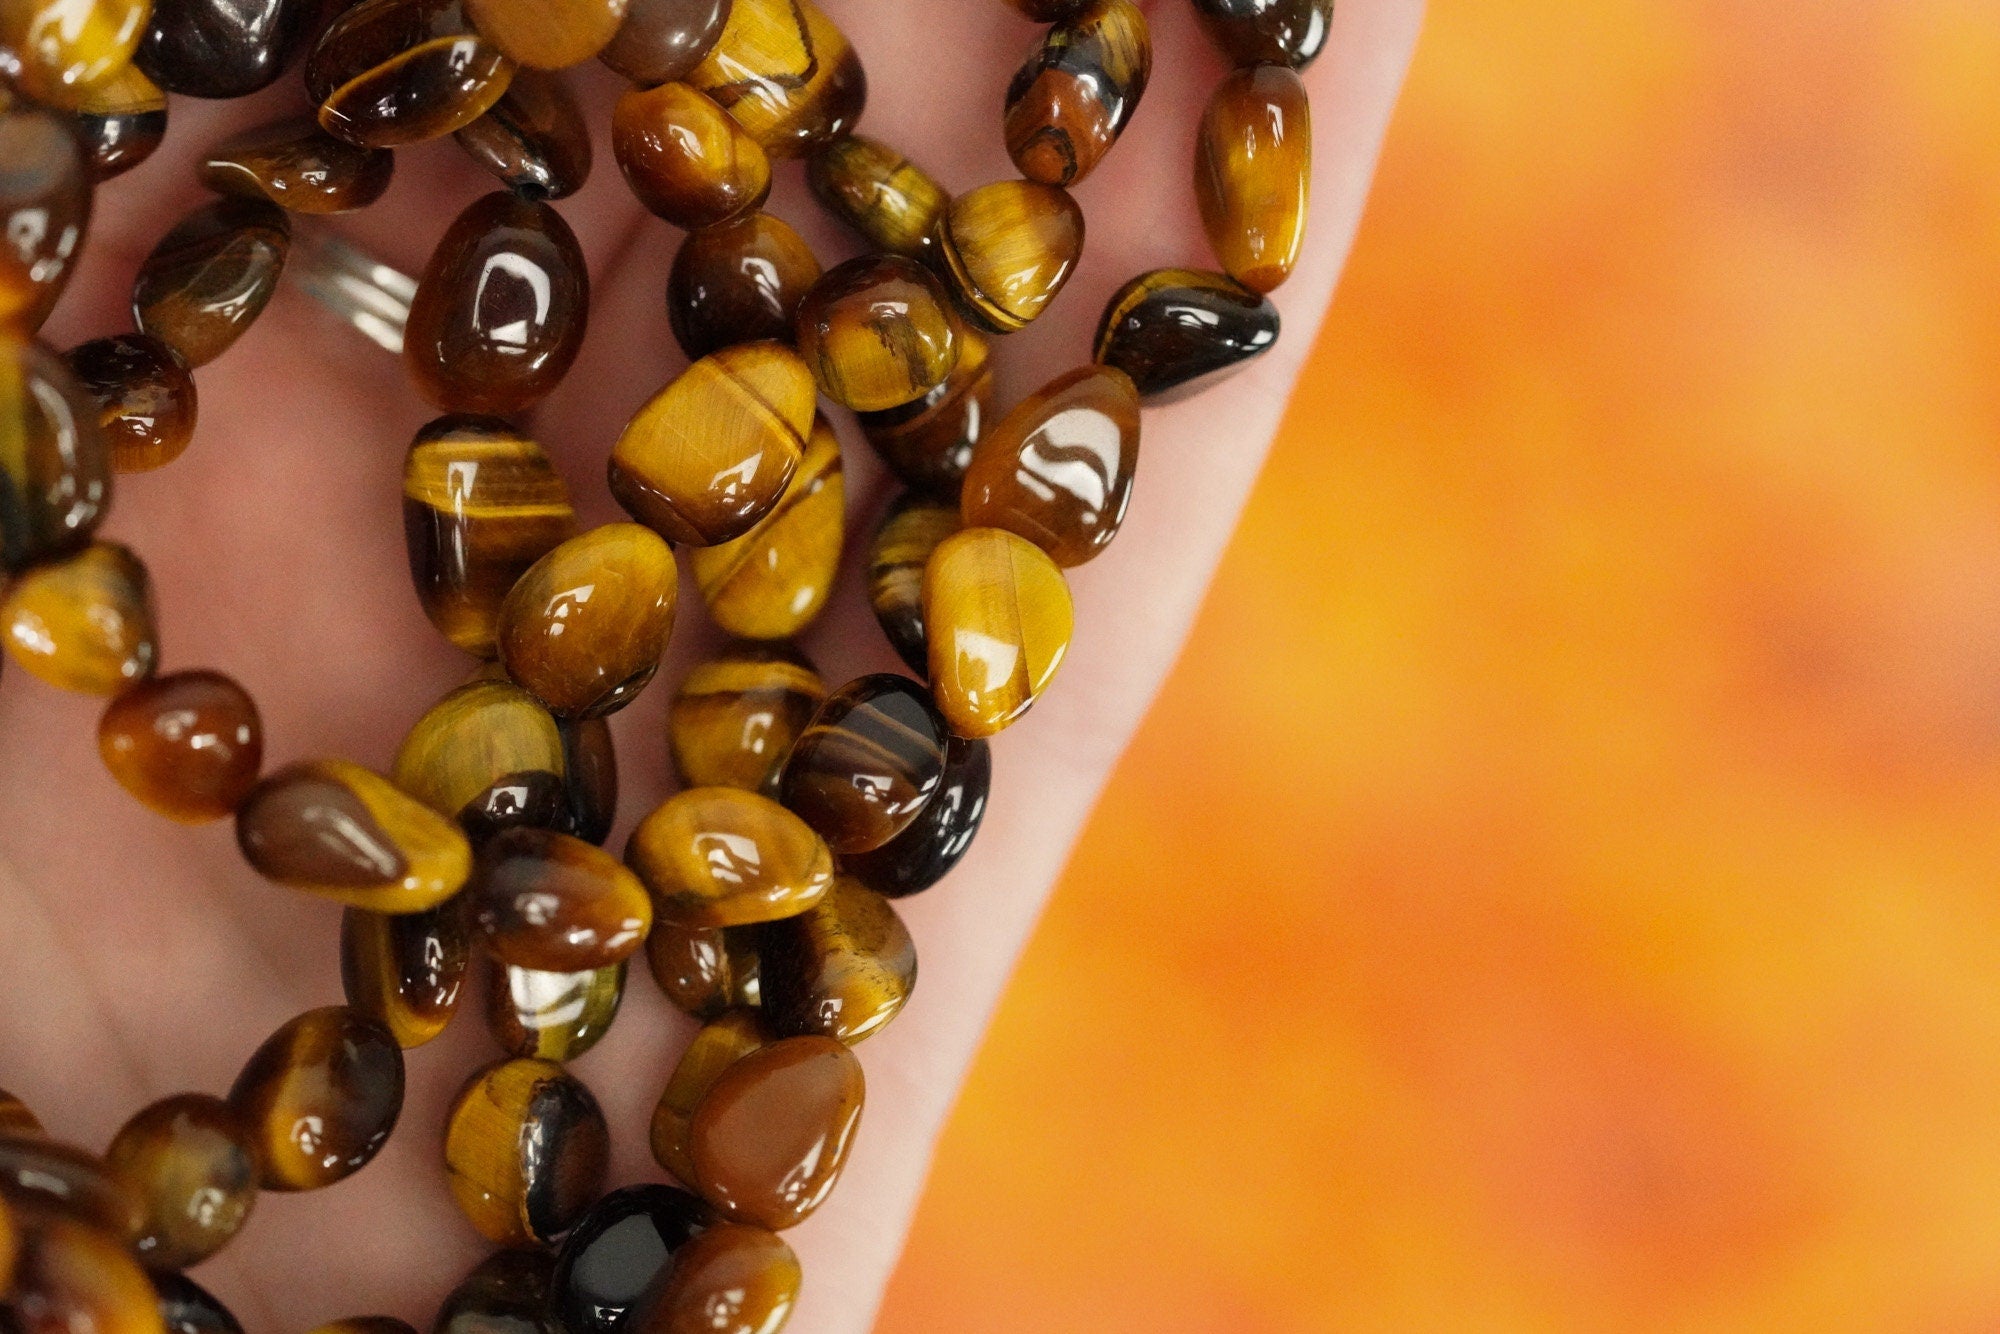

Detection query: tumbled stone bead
xmin=132 ymin=197 xmax=290 ymax=368
xmin=856 ymin=328 xmax=991 ymax=499
xmin=1 ymin=541 xmax=156 ymax=695
xmin=486 ymin=960 xmax=627 ymax=1061
xmin=0 ymin=1088 xmax=44 ymax=1137
xmin=1092 ymin=267 xmax=1279 ymax=402
xmin=1004 ymin=0 xmax=1091 ymax=20
xmin=65 ymin=333 xmax=197 ymax=474
xmin=472 ymin=827 xmax=652 ymax=972
xmin=1192 ymin=0 xmax=1331 ymax=67
xmin=779 ymin=674 xmax=946 ymax=856
xmin=688 ymin=415 xmax=843 ymax=640
xmin=1196 ymin=64 xmax=1311 ymax=294
xmin=805 ymin=134 xmax=947 ymax=262
xmin=666 ymin=212 xmax=819 ymax=362
xmin=105 ymin=1095 xmax=257 ymax=1271
xmin=688 ymin=1034 xmax=862 ymax=1229
xmin=647 ymin=918 xmax=759 ymax=1020
xmin=200 ymin=116 xmax=395 ymax=214
xmin=687 ymin=0 xmax=862 ymax=157
xmin=961 ymin=364 xmax=1139 ymax=567
xmin=445 ymin=1058 xmax=608 ymax=1246
xmin=9 ymin=1214 xmax=163 ymax=1334
xmin=0 ymin=0 xmax=148 ymax=107
xmin=98 ymin=670 xmax=262 ymax=821
xmin=923 ymin=527 xmax=1072 ymax=737
xmin=796 ymin=255 xmax=958 ymax=413
xmin=436 ymin=1247 xmax=558 ymax=1334
xmin=0 ymin=1136 xmax=144 ymax=1235
xmin=137 ymin=0 xmax=316 ymax=96
xmin=612 ymin=81 xmax=769 ymax=230
xmin=756 ymin=876 xmax=914 ymax=1043
xmin=938 ymin=180 xmax=1084 ymax=334
xmin=629 ymin=1221 xmax=798 ymax=1334
xmin=668 ymin=640 xmax=823 ymax=795
xmin=404 ymin=416 xmax=576 ymax=658
xmin=648 ymin=1008 xmax=768 ymax=1184
xmin=308 ymin=0 xmax=517 ymax=148
xmin=465 ymin=0 xmax=627 ymax=68
xmin=154 ymin=1272 xmax=244 ymax=1334
xmin=601 ymin=0 xmax=728 ymax=85
xmin=456 ymin=69 xmax=593 ymax=200
xmin=496 ymin=523 xmax=679 ymax=718
xmin=227 ymin=1006 xmax=404 ymax=1192
xmin=235 ymin=759 xmax=473 ymax=913
xmin=609 ymin=342 xmax=815 ymax=547
xmin=0 ymin=109 xmax=91 ymax=335
xmin=393 ymin=679 xmax=569 ymax=838
xmin=550 ymin=1184 xmax=709 ymax=1334
xmin=842 ymin=732 xmax=990 ymax=898
xmin=627 ymin=788 xmax=833 ymax=928
xmin=866 ymin=494 xmax=957 ymax=676
xmin=1004 ymin=0 xmax=1150 ymax=188
xmin=70 ymin=64 xmax=165 ymax=181
xmin=341 ymin=899 xmax=471 ymax=1048
xmin=0 ymin=340 xmax=111 ymax=571
xmin=560 ymin=717 xmax=618 ymax=845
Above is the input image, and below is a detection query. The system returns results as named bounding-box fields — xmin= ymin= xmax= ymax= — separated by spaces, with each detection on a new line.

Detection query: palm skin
xmin=0 ymin=0 xmax=1418 ymax=1328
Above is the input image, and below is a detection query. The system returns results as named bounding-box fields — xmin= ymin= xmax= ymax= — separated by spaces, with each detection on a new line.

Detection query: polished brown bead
xmin=609 ymin=342 xmax=815 ymax=547
xmin=666 ymin=212 xmax=820 ymax=362
xmin=308 ymin=0 xmax=517 ymax=148
xmin=228 ymin=1006 xmax=405 ymax=1192
xmin=472 ymin=826 xmax=652 ymax=972
xmin=756 ymin=876 xmax=914 ymax=1043
xmin=842 ymin=731 xmax=990 ymax=898
xmin=456 ymin=69 xmax=593 ymax=200
xmin=687 ymin=1035 xmax=862 ymax=1229
xmin=647 ymin=918 xmax=759 ymax=1020
xmin=393 ymin=679 xmax=569 ymax=838
xmin=0 ymin=0 xmax=148 ymax=107
xmin=612 ymin=81 xmax=769 ymax=230
xmin=486 ymin=960 xmax=627 ymax=1061
xmin=0 ymin=1137 xmax=144 ymax=1236
xmin=132 ymin=196 xmax=290 ymax=368
xmin=780 ymin=674 xmax=946 ymax=856
xmin=98 ymin=670 xmax=262 ymax=822
xmin=923 ymin=526 xmax=1073 ymax=737
xmin=689 ymin=415 xmax=843 ymax=640
xmin=0 ymin=109 xmax=91 ymax=335
xmin=601 ymin=0 xmax=728 ymax=84
xmin=627 ymin=788 xmax=834 ymax=928
xmin=685 ymin=0 xmax=863 ymax=158
xmin=0 ymin=340 xmax=111 ymax=571
xmin=9 ymin=1214 xmax=163 ymax=1334
xmin=496 ymin=523 xmax=680 ymax=719
xmin=857 ymin=326 xmax=992 ymax=499
xmin=648 ymin=1008 xmax=768 ymax=1184
xmin=137 ymin=0 xmax=318 ymax=96
xmin=866 ymin=493 xmax=957 ymax=676
xmin=105 ymin=1094 xmax=257 ymax=1271
xmin=0 ymin=1088 xmax=45 ymax=1138
xmin=629 ymin=1222 xmax=798 ymax=1334
xmin=1004 ymin=0 xmax=1150 ymax=187
xmin=200 ymin=116 xmax=395 ymax=214
xmin=153 ymin=1271 xmax=243 ymax=1334
xmin=1005 ymin=0 xmax=1092 ymax=19
xmin=435 ymin=1247 xmax=559 ymax=1334
xmin=1192 ymin=0 xmax=1331 ymax=67
xmin=805 ymin=134 xmax=947 ymax=262
xmin=668 ymin=640 xmax=823 ymax=795
xmin=961 ymin=363 xmax=1139 ymax=566
xmin=560 ymin=717 xmax=619 ymax=845
xmin=65 ymin=333 xmax=197 ymax=474
xmin=341 ymin=899 xmax=471 ymax=1048
xmin=70 ymin=64 xmax=165 ymax=181
xmin=465 ymin=0 xmax=627 ymax=68
xmin=551 ymin=1184 xmax=709 ymax=1334
xmin=306 ymin=1321 xmax=417 ymax=1334
xmin=1 ymin=540 xmax=156 ymax=695
xmin=1196 ymin=64 xmax=1311 ymax=293
xmin=938 ymin=180 xmax=1084 ymax=334
xmin=796 ymin=255 xmax=959 ymax=412
xmin=445 ymin=1058 xmax=608 ymax=1246
xmin=235 ymin=759 xmax=473 ymax=913
xmin=1092 ymin=267 xmax=1279 ymax=402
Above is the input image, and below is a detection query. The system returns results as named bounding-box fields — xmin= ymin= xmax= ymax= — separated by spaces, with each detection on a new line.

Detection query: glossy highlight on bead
xmin=228 ymin=1006 xmax=405 ymax=1192
xmin=923 ymin=526 xmax=1073 ymax=737
xmin=98 ymin=670 xmax=262 ymax=821
xmin=668 ymin=640 xmax=825 ymax=795
xmin=496 ymin=523 xmax=679 ymax=718
xmin=960 ymin=363 xmax=1140 ymax=567
xmin=235 ymin=759 xmax=474 ymax=913
xmin=445 ymin=1057 xmax=608 ymax=1245
xmin=1092 ymin=267 xmax=1279 ymax=402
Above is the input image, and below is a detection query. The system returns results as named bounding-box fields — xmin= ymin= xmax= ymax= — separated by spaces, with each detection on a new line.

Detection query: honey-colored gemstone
xmin=228 ymin=1006 xmax=404 ymax=1192
xmin=472 ymin=827 xmax=653 ymax=972
xmin=65 ymin=333 xmax=197 ymax=474
xmin=0 ymin=0 xmax=148 ymax=107
xmin=666 ymin=212 xmax=820 ymax=362
xmin=560 ymin=717 xmax=619 ymax=844
xmin=960 ymin=364 xmax=1139 ymax=567
xmin=686 ymin=0 xmax=863 ymax=158
xmin=1 ymin=541 xmax=156 ymax=695
xmin=626 ymin=788 xmax=833 ymax=928
xmin=445 ymin=1058 xmax=608 ymax=1246
xmin=235 ymin=759 xmax=473 ymax=913
xmin=105 ymin=1094 xmax=257 ymax=1271
xmin=341 ymin=899 xmax=471 ymax=1048
xmin=796 ymin=255 xmax=958 ymax=412
xmin=496 ymin=523 xmax=680 ymax=719
xmin=551 ymin=1184 xmax=710 ymax=1334
xmin=646 ymin=919 xmax=760 ymax=1020
xmin=136 ymin=0 xmax=317 ymax=96
xmin=70 ymin=63 xmax=164 ymax=181
xmin=0 ymin=1136 xmax=144 ymax=1235
xmin=98 ymin=670 xmax=262 ymax=822
xmin=866 ymin=494 xmax=957 ymax=676
xmin=843 ymin=732 xmax=990 ymax=898
xmin=688 ymin=415 xmax=843 ymax=640
xmin=306 ymin=1321 xmax=417 ymax=1334
xmin=0 ymin=340 xmax=112 ymax=572
xmin=687 ymin=1034 xmax=862 ymax=1229
xmin=393 ymin=679 xmax=569 ymax=837
xmin=1092 ymin=267 xmax=1279 ymax=402
xmin=1192 ymin=0 xmax=1330 ymax=68
xmin=805 ymin=134 xmax=947 ymax=262
xmin=923 ymin=527 xmax=1073 ymax=737
xmin=465 ymin=0 xmax=627 ymax=68
xmin=1004 ymin=0 xmax=1150 ymax=188
xmin=308 ymin=0 xmax=517 ymax=148
xmin=648 ymin=1009 xmax=768 ymax=1185
xmin=0 ymin=1087 xmax=44 ymax=1137
xmin=600 ymin=0 xmax=729 ymax=85
xmin=756 ymin=876 xmax=914 ymax=1043
xmin=0 ymin=109 xmax=91 ymax=334
xmin=132 ymin=196 xmax=290 ymax=368
xmin=436 ymin=1247 xmax=557 ymax=1334
xmin=456 ymin=69 xmax=593 ymax=200
xmin=938 ymin=180 xmax=1084 ymax=334
xmin=779 ymin=674 xmax=946 ymax=856
xmin=153 ymin=1272 xmax=242 ymax=1334
xmin=628 ymin=1222 xmax=798 ymax=1334
xmin=612 ymin=81 xmax=770 ymax=230
xmin=9 ymin=1214 xmax=165 ymax=1334
xmin=486 ymin=960 xmax=627 ymax=1061
xmin=668 ymin=640 xmax=824 ymax=795
xmin=857 ymin=327 xmax=991 ymax=499
xmin=1005 ymin=0 xmax=1091 ymax=19
xmin=199 ymin=115 xmax=395 ymax=214
xmin=609 ymin=342 xmax=815 ymax=547
xmin=1196 ymin=64 xmax=1311 ymax=293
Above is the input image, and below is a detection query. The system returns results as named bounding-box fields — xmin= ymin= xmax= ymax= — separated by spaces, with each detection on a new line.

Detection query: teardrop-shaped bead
xmin=8 ymin=1215 xmax=162 ymax=1334
xmin=486 ymin=960 xmax=627 ymax=1061
xmin=0 ymin=109 xmax=91 ymax=335
xmin=98 ymin=670 xmax=262 ymax=821
xmin=647 ymin=918 xmax=760 ymax=1019
xmin=1092 ymin=267 xmax=1279 ymax=402
xmin=228 ymin=1006 xmax=405 ymax=1191
xmin=938 ymin=180 xmax=1083 ymax=334
xmin=755 ymin=876 xmax=915 ymax=1043
xmin=1196 ymin=64 xmax=1311 ymax=293
xmin=923 ymin=527 xmax=1072 ymax=738
xmin=856 ymin=327 xmax=991 ymax=499
xmin=1003 ymin=0 xmax=1150 ymax=188
xmin=1 ymin=540 xmax=156 ymax=695
xmin=465 ymin=0 xmax=628 ymax=68
xmin=0 ymin=0 xmax=148 ymax=107
xmin=456 ymin=69 xmax=593 ymax=200
xmin=155 ymin=1272 xmax=244 ymax=1334
xmin=687 ymin=1035 xmax=862 ymax=1229
xmin=648 ymin=1009 xmax=768 ymax=1184
xmin=445 ymin=1058 xmax=608 ymax=1246
xmin=105 ymin=1094 xmax=258 ymax=1271
xmin=341 ymin=899 xmax=471 ymax=1048
xmin=842 ymin=731 xmax=990 ymax=898
xmin=866 ymin=493 xmax=958 ymax=676
xmin=496 ymin=523 xmax=680 ymax=719
xmin=132 ymin=197 xmax=290 ymax=368
xmin=612 ymin=81 xmax=770 ymax=231
xmin=796 ymin=255 xmax=959 ymax=412
xmin=960 ymin=364 xmax=1139 ymax=567
xmin=392 ymin=678 xmax=569 ymax=838
xmin=687 ymin=415 xmax=843 ymax=641
xmin=137 ymin=0 xmax=318 ymax=96
xmin=65 ymin=333 xmax=197 ymax=474
xmin=805 ymin=134 xmax=948 ymax=262
xmin=71 ymin=64 xmax=165 ymax=181
xmin=600 ymin=0 xmax=729 ymax=85
xmin=779 ymin=674 xmax=946 ymax=856
xmin=235 ymin=759 xmax=473 ymax=913
xmin=685 ymin=0 xmax=864 ymax=158
xmin=1 ymin=339 xmax=112 ymax=572
xmin=667 ymin=212 xmax=820 ymax=362
xmin=549 ymin=1184 xmax=709 ymax=1334
xmin=1192 ymin=0 xmax=1331 ymax=68
xmin=472 ymin=827 xmax=652 ymax=972
xmin=626 ymin=787 xmax=833 ymax=927
xmin=667 ymin=640 xmax=824 ymax=795
xmin=308 ymin=0 xmax=517 ymax=148
xmin=435 ymin=1248 xmax=557 ymax=1334
xmin=559 ymin=717 xmax=619 ymax=844
xmin=200 ymin=116 xmax=395 ymax=214
xmin=628 ymin=1222 xmax=799 ymax=1334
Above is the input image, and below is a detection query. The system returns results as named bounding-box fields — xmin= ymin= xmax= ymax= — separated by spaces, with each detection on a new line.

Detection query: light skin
xmin=0 ymin=0 xmax=1421 ymax=1327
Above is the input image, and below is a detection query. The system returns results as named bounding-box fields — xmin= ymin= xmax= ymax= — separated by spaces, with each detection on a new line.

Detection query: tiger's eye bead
xmin=1196 ymin=64 xmax=1310 ymax=293
xmin=938 ymin=180 xmax=1084 ymax=334
xmin=235 ymin=759 xmax=473 ymax=913
xmin=132 ymin=197 xmax=290 ymax=368
xmin=628 ymin=1222 xmax=798 ymax=1334
xmin=105 ymin=1095 xmax=257 ymax=1271
xmin=0 ymin=110 xmax=91 ymax=335
xmin=0 ymin=1137 xmax=144 ymax=1235
xmin=341 ymin=900 xmax=471 ymax=1048
xmin=688 ymin=415 xmax=843 ymax=640
xmin=666 ymin=213 xmax=819 ymax=362
xmin=648 ymin=1009 xmax=768 ymax=1184
xmin=961 ymin=364 xmax=1139 ymax=567
xmin=627 ymin=788 xmax=834 ymax=928
xmin=0 ymin=340 xmax=110 ymax=572
xmin=609 ymin=342 xmax=815 ymax=547
xmin=228 ymin=1006 xmax=405 ymax=1191
xmin=647 ymin=919 xmax=759 ymax=1019
xmin=486 ymin=961 xmax=627 ymax=1061
xmin=805 ymin=134 xmax=947 ymax=261
xmin=686 ymin=0 xmax=863 ymax=157
xmin=612 ymin=81 xmax=770 ymax=230
xmin=842 ymin=732 xmax=990 ymax=898
xmin=1003 ymin=0 xmax=1150 ymax=188
xmin=1192 ymin=0 xmax=1331 ymax=68
xmin=71 ymin=64 xmax=165 ymax=181
xmin=154 ymin=1272 xmax=243 ymax=1334
xmin=464 ymin=0 xmax=627 ymax=68
xmin=923 ymin=527 xmax=1072 ymax=737
xmin=199 ymin=116 xmax=395 ymax=214
xmin=307 ymin=1321 xmax=417 ymax=1334
xmin=668 ymin=641 xmax=823 ymax=795
xmin=756 ymin=877 xmax=914 ymax=1043
xmin=1092 ymin=268 xmax=1279 ymax=402
xmin=1 ymin=541 xmax=156 ymax=695
xmin=9 ymin=1214 xmax=163 ymax=1334
xmin=496 ymin=523 xmax=679 ymax=719
xmin=687 ymin=1035 xmax=862 ymax=1229
xmin=795 ymin=255 xmax=958 ymax=413
xmin=137 ymin=0 xmax=317 ymax=96
xmin=472 ymin=827 xmax=652 ymax=972
xmin=445 ymin=1058 xmax=609 ymax=1246
xmin=601 ymin=0 xmax=728 ymax=85
xmin=0 ymin=1088 xmax=44 ymax=1137
xmin=550 ymin=1184 xmax=709 ymax=1334
xmin=456 ymin=70 xmax=593 ymax=200
xmin=98 ymin=670 xmax=262 ymax=821
xmin=309 ymin=0 xmax=517 ymax=148
xmin=559 ymin=717 xmax=618 ymax=845
xmin=392 ymin=679 xmax=568 ymax=838
xmin=857 ymin=328 xmax=991 ymax=499
xmin=866 ymin=494 xmax=957 ymax=675
xmin=436 ymin=1247 xmax=558 ymax=1334
xmin=65 ymin=334 xmax=197 ymax=474
xmin=780 ymin=674 xmax=946 ymax=856
xmin=0 ymin=0 xmax=148 ymax=107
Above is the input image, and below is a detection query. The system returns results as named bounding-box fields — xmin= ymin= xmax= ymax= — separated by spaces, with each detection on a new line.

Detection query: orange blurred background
xmin=879 ymin=1 xmax=2000 ymax=1329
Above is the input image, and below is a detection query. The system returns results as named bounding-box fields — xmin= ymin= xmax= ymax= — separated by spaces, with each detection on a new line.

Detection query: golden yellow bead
xmin=922 ymin=526 xmax=1074 ymax=737
xmin=687 ymin=416 xmax=844 ymax=641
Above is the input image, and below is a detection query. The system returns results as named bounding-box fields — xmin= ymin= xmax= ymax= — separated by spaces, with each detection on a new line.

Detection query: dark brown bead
xmin=341 ymin=899 xmax=472 ymax=1048
xmin=228 ymin=1006 xmax=405 ymax=1192
xmin=0 ymin=1137 xmax=144 ymax=1236
xmin=756 ymin=876 xmax=914 ymax=1043
xmin=686 ymin=0 xmax=863 ymax=158
xmin=628 ymin=1222 xmax=797 ymax=1334
xmin=307 ymin=1321 xmax=418 ymax=1334
xmin=938 ymin=180 xmax=1084 ymax=334
xmin=612 ymin=81 xmax=769 ymax=230
xmin=496 ymin=523 xmax=680 ymax=719
xmin=687 ymin=1035 xmax=862 ymax=1229
xmin=668 ymin=640 xmax=824 ymax=795
xmin=1004 ymin=0 xmax=1150 ymax=187
xmin=9 ymin=1214 xmax=161 ymax=1334
xmin=155 ymin=1272 xmax=244 ymax=1334
xmin=601 ymin=0 xmax=729 ymax=85
xmin=70 ymin=65 xmax=165 ymax=182
xmin=465 ymin=0 xmax=627 ymax=68
xmin=435 ymin=1247 xmax=559 ymax=1334
xmin=0 ymin=109 xmax=91 ymax=335
xmin=235 ymin=759 xmax=473 ymax=913
xmin=688 ymin=414 xmax=843 ymax=640
xmin=1092 ymin=267 xmax=1279 ymax=403
xmin=796 ymin=255 xmax=959 ymax=413
xmin=105 ymin=1094 xmax=257 ymax=1271
xmin=1005 ymin=0 xmax=1092 ymax=19
xmin=472 ymin=826 xmax=652 ymax=972
xmin=1192 ymin=0 xmax=1331 ymax=68
xmin=648 ymin=1009 xmax=768 ymax=1184
xmin=666 ymin=212 xmax=820 ymax=363
xmin=0 ymin=0 xmax=147 ymax=107
xmin=842 ymin=732 xmax=990 ymax=898
xmin=1196 ymin=64 xmax=1311 ymax=293
xmin=779 ymin=674 xmax=946 ymax=856
xmin=866 ymin=493 xmax=957 ymax=676
xmin=308 ymin=0 xmax=518 ymax=148
xmin=406 ymin=192 xmax=590 ymax=416
xmin=550 ymin=1184 xmax=709 ymax=1334
xmin=456 ymin=70 xmax=593 ymax=200
xmin=392 ymin=679 xmax=569 ymax=838
xmin=98 ymin=670 xmax=262 ymax=822
xmin=559 ymin=717 xmax=618 ymax=845
xmin=805 ymin=134 xmax=947 ymax=262
xmin=137 ymin=0 xmax=318 ymax=96
xmin=65 ymin=333 xmax=197 ymax=474
xmin=200 ymin=115 xmax=395 ymax=214
xmin=961 ymin=363 xmax=1139 ymax=566
xmin=923 ymin=526 xmax=1073 ymax=738
xmin=1 ymin=540 xmax=156 ymax=695
xmin=0 ymin=339 xmax=111 ymax=572
xmin=0 ymin=1088 xmax=44 ymax=1138
xmin=445 ymin=1058 xmax=608 ymax=1246
xmin=486 ymin=960 xmax=627 ymax=1061
xmin=856 ymin=327 xmax=992 ymax=499
xmin=132 ymin=197 xmax=291 ymax=369
xmin=626 ymin=788 xmax=833 ymax=928
xmin=647 ymin=919 xmax=760 ymax=1020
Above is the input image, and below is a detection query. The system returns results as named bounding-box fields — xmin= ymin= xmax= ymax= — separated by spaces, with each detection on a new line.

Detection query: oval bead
xmin=629 ymin=1222 xmax=798 ymax=1334
xmin=9 ymin=1214 xmax=163 ymax=1334
xmin=445 ymin=1058 xmax=608 ymax=1246
xmin=648 ymin=1009 xmax=768 ymax=1184
xmin=456 ymin=70 xmax=593 ymax=200
xmin=960 ymin=363 xmax=1140 ymax=567
xmin=71 ymin=64 xmax=164 ymax=181
xmin=496 ymin=523 xmax=680 ymax=719
xmin=98 ymin=670 xmax=262 ymax=822
xmin=392 ymin=679 xmax=569 ymax=838
xmin=646 ymin=918 xmax=759 ymax=1020
xmin=105 ymin=1094 xmax=257 ymax=1271
xmin=235 ymin=759 xmax=473 ymax=913
xmin=0 ymin=339 xmax=111 ymax=572
xmin=609 ymin=341 xmax=815 ymax=547
xmin=549 ymin=1184 xmax=709 ymax=1334
xmin=436 ymin=1247 xmax=558 ymax=1334
xmin=1004 ymin=0 xmax=1150 ymax=188
xmin=486 ymin=960 xmax=627 ymax=1061
xmin=686 ymin=0 xmax=863 ymax=158
xmin=136 ymin=0 xmax=317 ymax=96
xmin=687 ymin=1035 xmax=862 ymax=1229
xmin=1192 ymin=0 xmax=1331 ymax=68
xmin=472 ymin=827 xmax=652 ymax=972
xmin=0 ymin=1136 xmax=144 ymax=1235
xmin=666 ymin=212 xmax=820 ymax=363
xmin=938 ymin=180 xmax=1084 ymax=334
xmin=132 ymin=196 xmax=290 ymax=369
xmin=687 ymin=415 xmax=843 ymax=641
xmin=866 ymin=493 xmax=958 ymax=676
xmin=200 ymin=116 xmax=394 ymax=214
xmin=0 ymin=109 xmax=91 ymax=335
xmin=1092 ymin=267 xmax=1280 ymax=402
xmin=805 ymin=134 xmax=947 ymax=262
xmin=627 ymin=788 xmax=834 ymax=928
xmin=669 ymin=640 xmax=823 ymax=795
xmin=600 ymin=0 xmax=729 ymax=85
xmin=1196 ymin=64 xmax=1311 ymax=293
xmin=340 ymin=899 xmax=471 ymax=1048
xmin=779 ymin=674 xmax=946 ymax=856
xmin=842 ymin=732 xmax=991 ymax=898
xmin=560 ymin=717 xmax=619 ymax=845
xmin=227 ymin=1006 xmax=404 ymax=1192
xmin=0 ymin=0 xmax=148 ymax=106
xmin=923 ymin=527 xmax=1073 ymax=737
xmin=612 ymin=81 xmax=769 ymax=230
xmin=856 ymin=327 xmax=992 ymax=499
xmin=796 ymin=255 xmax=959 ymax=413
xmin=465 ymin=0 xmax=627 ymax=68
xmin=65 ymin=333 xmax=197 ymax=474
xmin=308 ymin=0 xmax=517 ymax=148
xmin=155 ymin=1272 xmax=244 ymax=1334
xmin=1 ymin=540 xmax=156 ymax=695
xmin=756 ymin=877 xmax=914 ymax=1043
